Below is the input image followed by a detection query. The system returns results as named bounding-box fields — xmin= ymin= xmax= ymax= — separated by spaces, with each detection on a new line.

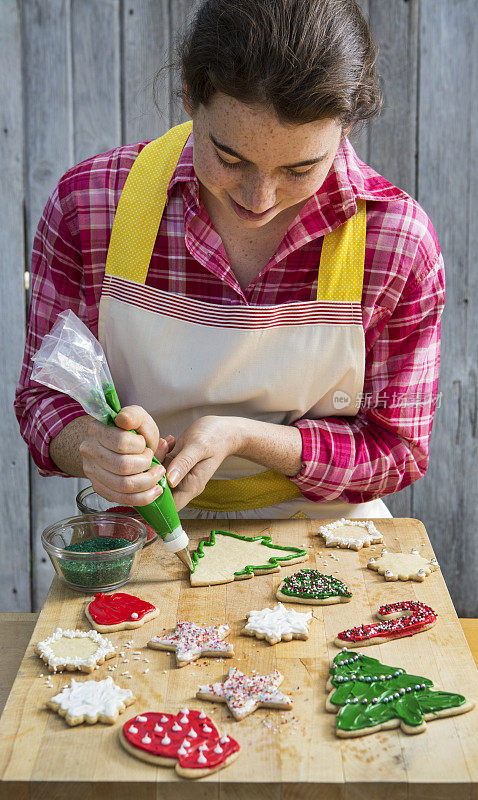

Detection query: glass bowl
xmin=76 ymin=485 xmax=158 ymax=544
xmin=41 ymin=513 xmax=147 ymax=593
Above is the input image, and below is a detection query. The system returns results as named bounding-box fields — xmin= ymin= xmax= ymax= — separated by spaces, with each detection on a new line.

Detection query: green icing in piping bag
xmin=102 ymin=382 xmax=189 ymax=556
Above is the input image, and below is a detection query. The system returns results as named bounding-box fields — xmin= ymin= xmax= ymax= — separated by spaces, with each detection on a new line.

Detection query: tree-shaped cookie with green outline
xmin=326 ymin=648 xmax=474 ymax=737
xmin=189 ymin=529 xmax=308 ymax=587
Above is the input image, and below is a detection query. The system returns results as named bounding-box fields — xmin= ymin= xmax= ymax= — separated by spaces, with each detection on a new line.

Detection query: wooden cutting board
xmin=0 ymin=518 xmax=477 ymax=800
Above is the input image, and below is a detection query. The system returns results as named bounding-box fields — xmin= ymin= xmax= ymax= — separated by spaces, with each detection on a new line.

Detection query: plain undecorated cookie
xmin=367 ymin=549 xmax=439 ymax=581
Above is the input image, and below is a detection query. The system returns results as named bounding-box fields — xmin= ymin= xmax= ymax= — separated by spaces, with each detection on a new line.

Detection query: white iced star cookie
xmin=318 ymin=519 xmax=383 ymax=550
xmin=197 ymin=666 xmax=293 ymax=720
xmin=36 ymin=627 xmax=117 ymax=673
xmin=47 ymin=676 xmax=135 ymax=725
xmin=242 ymin=602 xmax=312 ymax=645
xmin=367 ymin=549 xmax=439 ymax=582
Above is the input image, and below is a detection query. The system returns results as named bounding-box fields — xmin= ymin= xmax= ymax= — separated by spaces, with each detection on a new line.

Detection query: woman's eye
xmin=287 ymin=167 xmax=314 ymax=179
xmin=216 ymin=153 xmax=242 ymax=170
xmin=216 ymin=151 xmax=313 ymax=179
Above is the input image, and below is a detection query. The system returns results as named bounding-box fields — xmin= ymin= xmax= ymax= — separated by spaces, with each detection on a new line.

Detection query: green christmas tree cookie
xmin=190 ymin=529 xmax=308 ymax=587
xmin=326 ymin=648 xmax=474 ymax=737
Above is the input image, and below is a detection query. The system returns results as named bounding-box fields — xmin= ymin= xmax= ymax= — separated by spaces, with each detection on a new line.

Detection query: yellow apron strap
xmin=316 ymin=199 xmax=367 ymax=302
xmin=105 ymin=120 xmax=193 ymax=284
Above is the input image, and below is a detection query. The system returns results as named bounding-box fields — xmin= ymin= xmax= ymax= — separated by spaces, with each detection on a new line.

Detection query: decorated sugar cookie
xmin=47 ymin=676 xmax=135 ymax=726
xmin=36 ymin=627 xmax=116 ymax=673
xmin=317 ymin=518 xmax=383 ymax=550
xmin=334 ymin=600 xmax=437 ymax=647
xmin=197 ymin=666 xmax=293 ymax=720
xmin=148 ymin=621 xmax=234 ymax=667
xmin=242 ymin=602 xmax=312 ymax=645
xmin=190 ymin=528 xmax=308 ymax=587
xmin=326 ymin=648 xmax=474 ymax=737
xmin=120 ymin=708 xmax=240 ymax=778
xmin=276 ymin=569 xmax=352 ymax=605
xmin=367 ymin=549 xmax=439 ymax=581
xmin=85 ymin=591 xmax=159 ymax=632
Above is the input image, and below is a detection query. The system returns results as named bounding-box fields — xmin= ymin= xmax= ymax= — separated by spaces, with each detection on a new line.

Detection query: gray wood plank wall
xmin=1 ymin=0 xmax=476 ymax=614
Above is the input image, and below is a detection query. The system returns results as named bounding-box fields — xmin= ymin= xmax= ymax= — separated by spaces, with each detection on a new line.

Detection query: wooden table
xmin=0 ymin=518 xmax=477 ymax=799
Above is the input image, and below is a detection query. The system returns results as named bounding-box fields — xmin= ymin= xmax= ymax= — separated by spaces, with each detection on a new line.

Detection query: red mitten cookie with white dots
xmin=119 ymin=708 xmax=240 ymax=778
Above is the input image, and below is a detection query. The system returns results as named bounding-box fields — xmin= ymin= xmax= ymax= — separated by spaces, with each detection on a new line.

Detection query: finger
xmin=97 ymin=424 xmax=148 ymax=455
xmin=91 ymin=476 xmax=164 ymax=507
xmin=87 ymin=462 xmax=165 ymax=505
xmin=166 ymin=443 xmax=205 ymax=488
xmin=154 ymin=437 xmax=173 ymax=462
xmin=80 ymin=439 xmax=158 ymax=475
xmin=169 ymin=460 xmax=213 ymax=511
xmin=114 ymin=405 xmax=160 ymax=454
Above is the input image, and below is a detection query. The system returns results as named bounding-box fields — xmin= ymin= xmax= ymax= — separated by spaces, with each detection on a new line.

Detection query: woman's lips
xmin=228 ymin=194 xmax=278 ymax=220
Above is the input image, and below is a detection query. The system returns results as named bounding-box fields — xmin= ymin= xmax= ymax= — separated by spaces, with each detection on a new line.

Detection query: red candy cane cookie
xmin=334 ymin=601 xmax=437 ymax=647
xmin=120 ymin=708 xmax=240 ymax=778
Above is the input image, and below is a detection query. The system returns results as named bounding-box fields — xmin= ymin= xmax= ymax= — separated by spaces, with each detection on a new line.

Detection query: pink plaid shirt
xmin=14 ymin=131 xmax=445 ymax=503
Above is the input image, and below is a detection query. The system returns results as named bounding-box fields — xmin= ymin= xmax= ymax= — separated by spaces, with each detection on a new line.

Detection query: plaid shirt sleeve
xmin=13 ymin=183 xmax=89 ymax=477
xmin=290 ymin=250 xmax=445 ymax=503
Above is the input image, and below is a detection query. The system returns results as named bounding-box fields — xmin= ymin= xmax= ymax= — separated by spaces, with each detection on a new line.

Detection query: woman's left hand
xmin=161 ymin=416 xmax=245 ymax=511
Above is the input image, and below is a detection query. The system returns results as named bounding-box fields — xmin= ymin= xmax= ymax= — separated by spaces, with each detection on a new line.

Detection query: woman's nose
xmin=240 ymin=172 xmax=277 ymax=213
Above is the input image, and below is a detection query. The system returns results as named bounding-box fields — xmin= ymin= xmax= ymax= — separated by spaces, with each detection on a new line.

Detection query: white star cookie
xmin=318 ymin=519 xmax=383 ymax=550
xmin=148 ymin=621 xmax=234 ymax=667
xmin=47 ymin=676 xmax=135 ymax=725
xmin=36 ymin=627 xmax=116 ymax=673
xmin=367 ymin=549 xmax=439 ymax=581
xmin=242 ymin=602 xmax=312 ymax=645
xmin=197 ymin=666 xmax=293 ymax=720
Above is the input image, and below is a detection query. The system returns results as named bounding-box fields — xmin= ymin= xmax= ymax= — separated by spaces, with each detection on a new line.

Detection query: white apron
xmin=98 ymin=120 xmax=391 ymax=520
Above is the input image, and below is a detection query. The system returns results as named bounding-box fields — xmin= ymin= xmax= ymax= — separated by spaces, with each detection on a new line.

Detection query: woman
xmin=14 ymin=0 xmax=444 ymax=522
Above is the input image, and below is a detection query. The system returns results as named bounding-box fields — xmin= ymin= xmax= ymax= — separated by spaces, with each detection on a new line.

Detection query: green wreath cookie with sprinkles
xmin=276 ymin=569 xmax=352 ymax=605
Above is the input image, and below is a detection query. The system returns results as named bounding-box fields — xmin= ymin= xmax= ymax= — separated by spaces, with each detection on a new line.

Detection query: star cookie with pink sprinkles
xmin=196 ymin=666 xmax=293 ymax=720
xmin=147 ymin=621 xmax=234 ymax=667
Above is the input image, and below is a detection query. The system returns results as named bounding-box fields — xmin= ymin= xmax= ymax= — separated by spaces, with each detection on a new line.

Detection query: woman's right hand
xmin=78 ymin=405 xmax=175 ymax=506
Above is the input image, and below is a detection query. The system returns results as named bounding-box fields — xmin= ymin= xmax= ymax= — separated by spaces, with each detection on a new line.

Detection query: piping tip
xmin=175 ymin=547 xmax=194 ymax=571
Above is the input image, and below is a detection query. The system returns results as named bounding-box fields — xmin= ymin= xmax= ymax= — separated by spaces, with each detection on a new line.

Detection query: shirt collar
xmin=166 ymin=127 xmax=408 ymax=236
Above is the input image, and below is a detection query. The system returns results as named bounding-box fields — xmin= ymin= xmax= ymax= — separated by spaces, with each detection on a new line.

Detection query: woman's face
xmin=184 ymin=90 xmax=348 ymax=229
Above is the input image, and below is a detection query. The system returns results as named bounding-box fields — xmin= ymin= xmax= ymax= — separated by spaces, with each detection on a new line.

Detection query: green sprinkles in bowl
xmin=59 ymin=536 xmax=134 ymax=588
xmin=276 ymin=569 xmax=353 ymax=605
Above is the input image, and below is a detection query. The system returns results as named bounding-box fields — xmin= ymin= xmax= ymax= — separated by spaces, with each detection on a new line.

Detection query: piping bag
xmin=31 ymin=309 xmax=193 ymax=571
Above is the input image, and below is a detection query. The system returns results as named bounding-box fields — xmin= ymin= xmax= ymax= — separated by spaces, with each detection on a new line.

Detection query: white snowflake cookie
xmin=317 ymin=519 xmax=383 ymax=550
xmin=36 ymin=627 xmax=117 ymax=673
xmin=47 ymin=676 xmax=135 ymax=725
xmin=242 ymin=602 xmax=312 ymax=645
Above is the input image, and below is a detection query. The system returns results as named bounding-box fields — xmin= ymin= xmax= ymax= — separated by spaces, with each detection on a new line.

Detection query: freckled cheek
xmin=194 ymin=154 xmax=236 ymax=193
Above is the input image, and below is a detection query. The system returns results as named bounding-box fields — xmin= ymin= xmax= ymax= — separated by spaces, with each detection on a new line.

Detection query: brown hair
xmin=154 ymin=0 xmax=382 ymax=136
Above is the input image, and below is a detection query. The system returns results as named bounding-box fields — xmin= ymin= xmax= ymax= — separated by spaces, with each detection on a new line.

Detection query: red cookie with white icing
xmin=119 ymin=708 xmax=240 ymax=778
xmin=334 ymin=600 xmax=437 ymax=647
xmin=85 ymin=592 xmax=160 ymax=632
